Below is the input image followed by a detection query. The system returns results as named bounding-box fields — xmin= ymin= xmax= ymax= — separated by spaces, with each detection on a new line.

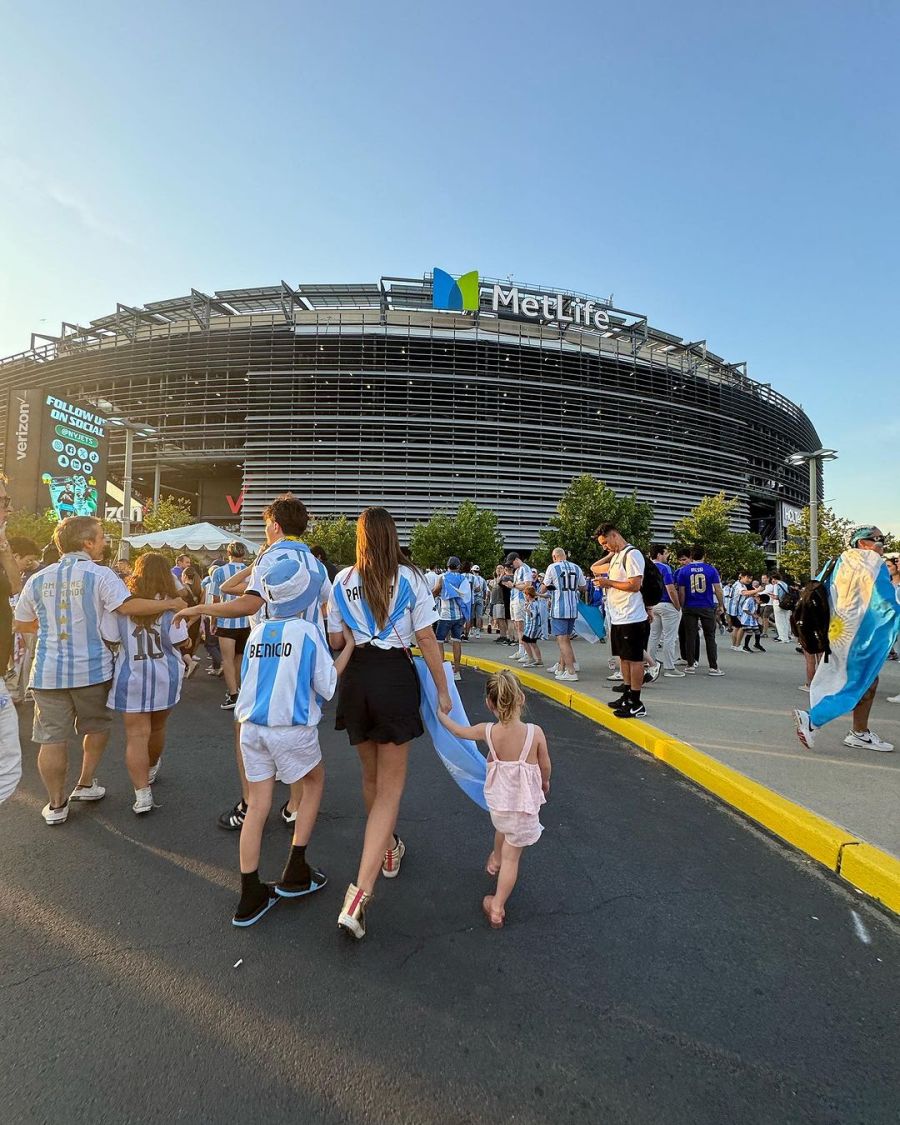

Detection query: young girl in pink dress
xmin=439 ymin=669 xmax=551 ymax=928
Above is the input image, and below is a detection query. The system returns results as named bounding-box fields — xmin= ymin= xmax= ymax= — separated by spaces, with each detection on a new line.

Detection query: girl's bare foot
xmin=485 ymin=852 xmax=500 ymax=877
xmin=482 ymin=895 xmax=505 ymax=929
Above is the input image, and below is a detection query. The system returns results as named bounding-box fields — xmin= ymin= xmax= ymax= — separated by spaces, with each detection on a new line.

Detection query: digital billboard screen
xmin=4 ymin=390 xmax=109 ymax=519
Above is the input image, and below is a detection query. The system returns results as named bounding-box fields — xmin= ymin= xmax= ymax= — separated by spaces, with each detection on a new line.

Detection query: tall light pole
xmin=107 ymin=418 xmax=157 ymax=560
xmin=786 ymin=448 xmax=838 ymax=578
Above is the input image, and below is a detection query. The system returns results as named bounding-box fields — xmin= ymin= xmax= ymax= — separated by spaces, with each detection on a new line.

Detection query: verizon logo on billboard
xmin=15 ymin=394 xmax=30 ymax=460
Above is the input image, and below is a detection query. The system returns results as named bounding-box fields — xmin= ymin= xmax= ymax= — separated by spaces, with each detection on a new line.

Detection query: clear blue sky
xmin=1 ymin=1 xmax=896 ymax=530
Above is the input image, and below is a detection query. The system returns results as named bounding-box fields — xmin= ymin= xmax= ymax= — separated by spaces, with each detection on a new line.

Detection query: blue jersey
xmin=524 ymin=599 xmax=543 ymax=636
xmin=676 ymin=562 xmax=721 ymax=609
xmin=16 ymin=552 xmax=130 ymax=689
xmin=108 ymin=608 xmax=189 ymax=713
xmin=235 ymin=617 xmax=337 ymax=727
xmin=739 ymin=596 xmax=760 ymax=629
xmin=654 ymin=561 xmax=674 ymax=604
xmin=542 ymin=560 xmax=585 ymax=619
xmin=210 ymin=561 xmax=250 ymax=628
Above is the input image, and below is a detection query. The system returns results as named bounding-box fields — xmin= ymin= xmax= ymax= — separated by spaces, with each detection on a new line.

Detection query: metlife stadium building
xmin=0 ymin=271 xmax=820 ymax=548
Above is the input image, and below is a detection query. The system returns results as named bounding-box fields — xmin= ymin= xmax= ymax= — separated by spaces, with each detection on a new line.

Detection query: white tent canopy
xmin=124 ymin=522 xmax=260 ymax=553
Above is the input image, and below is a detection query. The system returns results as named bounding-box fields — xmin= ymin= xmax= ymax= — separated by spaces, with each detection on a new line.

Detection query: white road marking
xmin=850 ymin=910 xmax=872 ymax=945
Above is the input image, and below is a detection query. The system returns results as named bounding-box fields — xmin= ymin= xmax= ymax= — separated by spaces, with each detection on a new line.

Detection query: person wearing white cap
xmin=228 ymin=554 xmax=356 ymax=927
xmin=467 ymin=564 xmax=487 ymax=639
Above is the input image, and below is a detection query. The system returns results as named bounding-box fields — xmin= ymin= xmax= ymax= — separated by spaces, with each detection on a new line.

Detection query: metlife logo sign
xmin=432 ymin=268 xmax=610 ymax=331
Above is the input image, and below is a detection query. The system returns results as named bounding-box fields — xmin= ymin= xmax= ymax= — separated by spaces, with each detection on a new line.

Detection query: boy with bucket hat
xmin=230 ymin=554 xmax=355 ymax=927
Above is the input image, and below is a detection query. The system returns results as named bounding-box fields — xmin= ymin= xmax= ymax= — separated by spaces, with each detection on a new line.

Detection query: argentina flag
xmin=575 ymin=602 xmax=608 ymax=644
xmin=809 ymin=550 xmax=900 ymax=727
xmin=414 ymin=657 xmax=488 ymax=810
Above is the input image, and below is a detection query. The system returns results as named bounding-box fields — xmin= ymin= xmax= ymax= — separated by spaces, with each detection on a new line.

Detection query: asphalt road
xmin=2 ymin=671 xmax=899 ymax=1125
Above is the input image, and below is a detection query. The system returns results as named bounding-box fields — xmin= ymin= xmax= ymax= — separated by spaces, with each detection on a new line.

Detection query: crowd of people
xmin=2 ymin=469 xmax=898 ymax=937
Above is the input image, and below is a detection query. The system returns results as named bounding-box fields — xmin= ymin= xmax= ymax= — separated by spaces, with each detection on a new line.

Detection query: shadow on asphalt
xmin=1 ymin=672 xmax=898 ymax=1125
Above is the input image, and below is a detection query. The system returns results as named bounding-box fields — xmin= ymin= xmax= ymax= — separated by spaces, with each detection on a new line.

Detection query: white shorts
xmin=510 ymin=601 xmax=526 ymax=623
xmin=490 ymin=809 xmax=543 ymax=848
xmin=239 ymin=722 xmax=322 ymax=784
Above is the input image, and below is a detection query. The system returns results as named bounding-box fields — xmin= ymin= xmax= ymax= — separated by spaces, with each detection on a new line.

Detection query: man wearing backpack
xmin=794 ymin=526 xmax=900 ymax=753
xmin=592 ymin=523 xmax=651 ymax=718
xmin=675 ymin=547 xmax=726 ymax=676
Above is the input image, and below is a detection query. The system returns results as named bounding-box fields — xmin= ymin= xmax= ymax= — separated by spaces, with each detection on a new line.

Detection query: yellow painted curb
xmin=839 ymin=844 xmax=900 ymax=914
xmin=459 ymin=652 xmax=898 ymax=915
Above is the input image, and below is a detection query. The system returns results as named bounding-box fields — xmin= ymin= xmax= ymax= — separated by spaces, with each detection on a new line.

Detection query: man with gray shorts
xmin=14 ymin=516 xmax=186 ymax=825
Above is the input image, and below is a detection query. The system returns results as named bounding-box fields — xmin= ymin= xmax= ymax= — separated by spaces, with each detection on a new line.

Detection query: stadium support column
xmin=120 ymin=427 xmax=134 ymax=562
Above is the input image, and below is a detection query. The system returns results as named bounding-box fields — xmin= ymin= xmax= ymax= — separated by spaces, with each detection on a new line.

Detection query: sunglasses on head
xmin=865 ymin=535 xmax=885 ymax=545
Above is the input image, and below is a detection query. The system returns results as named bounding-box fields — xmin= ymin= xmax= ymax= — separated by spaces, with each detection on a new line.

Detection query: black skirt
xmin=335 ymin=645 xmax=424 ymax=747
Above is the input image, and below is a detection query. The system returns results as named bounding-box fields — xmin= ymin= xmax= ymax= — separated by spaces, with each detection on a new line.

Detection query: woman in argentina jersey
xmin=107 ymin=553 xmax=191 ymax=814
xmin=327 ymin=507 xmax=451 ymax=941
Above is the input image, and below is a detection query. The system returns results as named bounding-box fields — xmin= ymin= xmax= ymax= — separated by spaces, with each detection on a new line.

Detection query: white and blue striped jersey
xmin=327 ymin=565 xmax=437 ymax=648
xmin=107 ymin=608 xmax=189 ymax=713
xmin=469 ymin=574 xmax=488 ymax=604
xmin=523 ymin=599 xmax=543 ymax=637
xmin=246 ymin=541 xmax=332 ymax=628
xmin=210 ymin=561 xmax=250 ymax=628
xmin=15 ymin=552 xmax=130 ymax=689
xmin=542 ymin=561 xmax=586 ymax=619
xmin=235 ymin=618 xmax=336 ymax=727
xmin=511 ymin=563 xmax=532 ymax=605
xmin=438 ymin=573 xmax=470 ymax=621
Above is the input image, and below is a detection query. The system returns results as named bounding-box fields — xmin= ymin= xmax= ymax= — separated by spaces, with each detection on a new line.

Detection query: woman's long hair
xmin=356 ymin=507 xmax=405 ymax=631
xmin=128 ymin=552 xmax=178 ymax=627
xmin=180 ymin=566 xmax=202 ymax=605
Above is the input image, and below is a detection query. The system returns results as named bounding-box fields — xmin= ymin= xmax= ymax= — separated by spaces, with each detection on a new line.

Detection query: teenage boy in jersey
xmin=209 ymin=541 xmax=251 ymax=710
xmin=231 ymin=555 xmax=356 ymax=926
xmin=505 ymin=551 xmax=533 ymax=661
xmin=467 ymin=564 xmax=487 ymax=638
xmin=591 ymin=524 xmax=649 ymax=718
xmin=175 ymin=494 xmax=329 ymax=831
xmin=675 ymin=547 xmax=726 ymax=676
xmin=434 ymin=556 xmax=470 ymax=681
xmin=14 ymin=516 xmax=186 ymax=826
xmin=646 ymin=544 xmax=684 ymax=677
xmin=540 ymin=547 xmax=586 ymax=681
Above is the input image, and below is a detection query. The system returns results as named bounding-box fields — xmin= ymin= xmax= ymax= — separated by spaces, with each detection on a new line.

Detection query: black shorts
xmin=335 ymin=645 xmax=424 ymax=746
xmin=523 ymin=633 xmax=542 ymax=645
xmin=610 ymin=621 xmax=650 ymax=662
xmin=216 ymin=626 xmax=251 ymax=653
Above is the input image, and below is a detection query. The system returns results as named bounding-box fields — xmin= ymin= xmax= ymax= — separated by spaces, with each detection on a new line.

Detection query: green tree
xmin=531 ymin=475 xmax=654 ymax=571
xmin=141 ymin=496 xmax=194 ymax=533
xmin=671 ymin=492 xmax=767 ymax=579
xmin=779 ymin=506 xmax=854 ymax=583
xmin=409 ymin=500 xmax=504 ymax=573
xmin=4 ymin=507 xmax=59 ymax=548
xmin=306 ymin=515 xmax=358 ymax=566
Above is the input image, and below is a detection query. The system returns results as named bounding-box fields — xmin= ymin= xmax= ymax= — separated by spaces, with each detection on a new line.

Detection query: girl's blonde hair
xmin=485 ymin=669 xmax=524 ymax=723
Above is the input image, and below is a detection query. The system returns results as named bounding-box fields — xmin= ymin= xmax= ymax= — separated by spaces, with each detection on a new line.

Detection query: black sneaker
xmin=220 ymin=692 xmax=238 ymax=710
xmin=755 ymin=643 xmax=766 ymax=652
xmin=607 ymin=696 xmax=628 ymax=709
xmin=232 ymin=884 xmax=279 ymax=927
xmin=613 ymin=701 xmax=647 ymax=719
xmin=218 ymin=799 xmax=247 ymax=831
xmin=611 ymin=682 xmax=629 ymax=694
xmin=280 ymin=801 xmax=297 ymax=828
xmin=493 ymin=636 xmax=507 ymax=644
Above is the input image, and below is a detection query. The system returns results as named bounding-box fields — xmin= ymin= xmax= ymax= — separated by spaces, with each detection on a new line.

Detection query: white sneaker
xmin=794 ymin=709 xmax=816 ymax=749
xmin=548 ymin=663 xmax=560 ymax=674
xmin=148 ymin=761 xmax=161 ymax=784
xmin=520 ymin=661 xmax=538 ymax=668
xmin=708 ymin=668 xmax=726 ymax=677
xmin=674 ymin=658 xmax=688 ymax=667
xmin=607 ymin=671 xmax=623 ymax=681
xmin=573 ymin=661 xmax=580 ymax=672
xmin=843 ymin=731 xmax=894 ymax=753
xmin=684 ymin=664 xmax=699 ymax=675
xmin=887 ymin=694 xmax=900 ymax=703
xmin=664 ymin=669 xmax=686 ymax=678
xmin=41 ymin=801 xmax=69 ymax=826
xmin=453 ymin=671 xmax=462 ymax=681
xmin=798 ymin=685 xmax=810 ymax=693
xmin=69 ymin=779 xmax=106 ymax=802
xmin=730 ymin=645 xmax=741 ymax=652
xmin=557 ymin=671 xmax=579 ymax=681
xmin=132 ymin=786 xmax=154 ymax=814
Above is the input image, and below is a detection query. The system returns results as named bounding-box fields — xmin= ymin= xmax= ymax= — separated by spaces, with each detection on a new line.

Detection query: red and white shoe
xmin=381 ymin=836 xmax=406 ymax=879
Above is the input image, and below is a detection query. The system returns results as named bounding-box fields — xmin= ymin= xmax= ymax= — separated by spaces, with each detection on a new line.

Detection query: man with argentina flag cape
xmin=433 ymin=556 xmax=472 ymax=683
xmin=794 ymin=526 xmax=900 ymax=753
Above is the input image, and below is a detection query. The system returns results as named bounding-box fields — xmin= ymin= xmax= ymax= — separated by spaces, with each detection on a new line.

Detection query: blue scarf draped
xmin=414 ymin=657 xmax=488 ymax=809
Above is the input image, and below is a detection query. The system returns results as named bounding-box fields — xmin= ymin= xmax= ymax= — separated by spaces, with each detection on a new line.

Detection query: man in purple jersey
xmin=675 ymin=546 xmax=726 ymax=676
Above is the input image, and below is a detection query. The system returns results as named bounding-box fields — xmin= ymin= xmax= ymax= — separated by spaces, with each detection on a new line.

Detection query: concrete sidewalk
xmin=464 ymin=629 xmax=900 ymax=859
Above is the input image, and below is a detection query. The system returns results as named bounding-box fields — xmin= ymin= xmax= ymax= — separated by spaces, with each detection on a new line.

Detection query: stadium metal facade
xmin=0 ymin=274 xmax=821 ymax=548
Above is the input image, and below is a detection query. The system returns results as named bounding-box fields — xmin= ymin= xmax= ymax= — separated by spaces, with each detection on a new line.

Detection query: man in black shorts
xmin=592 ymin=523 xmax=650 ymax=719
